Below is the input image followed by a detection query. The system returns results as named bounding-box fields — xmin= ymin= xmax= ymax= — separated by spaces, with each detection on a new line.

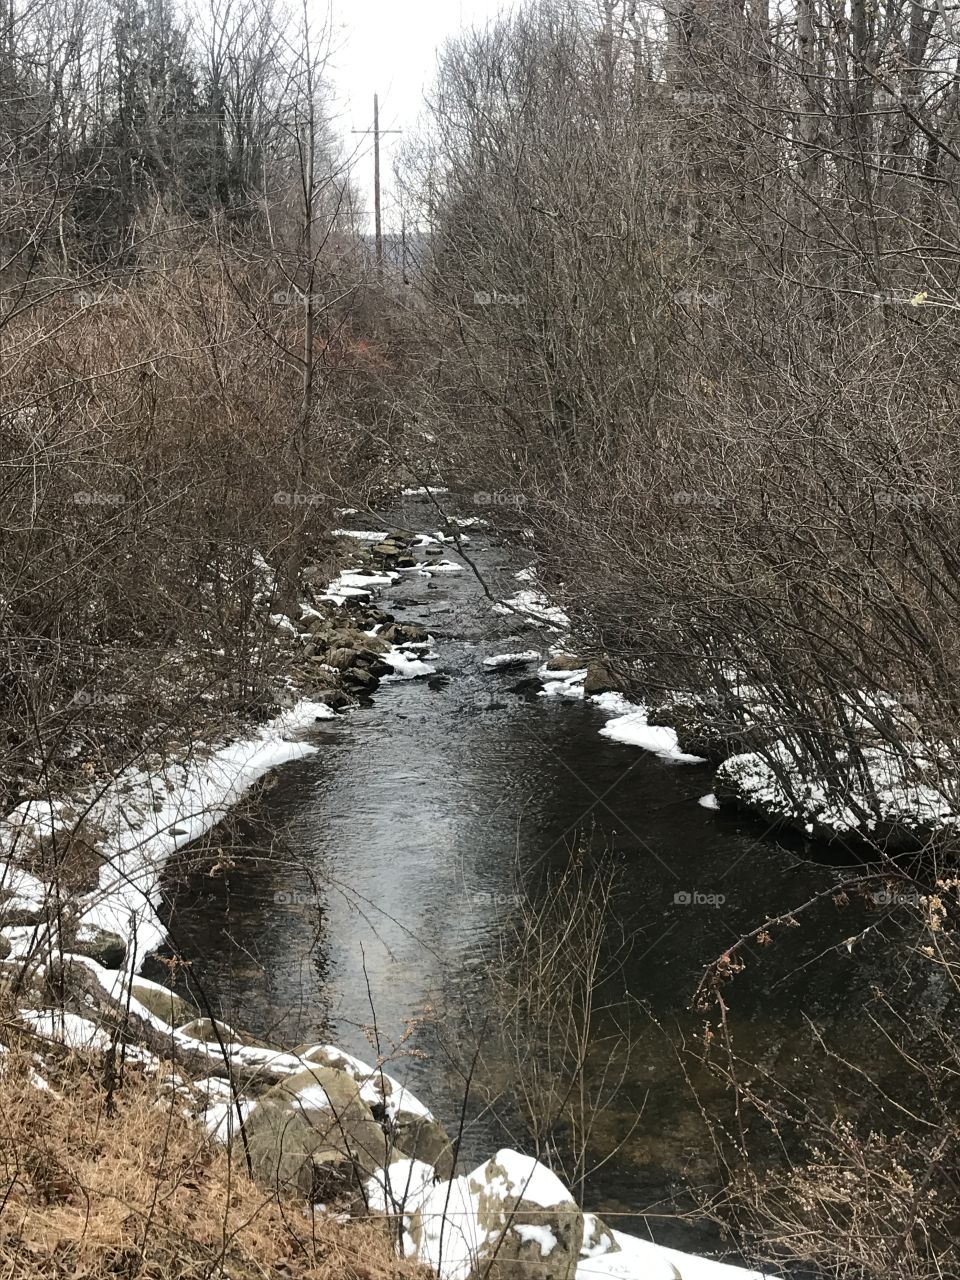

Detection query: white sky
xmin=327 ymin=0 xmax=511 ymax=231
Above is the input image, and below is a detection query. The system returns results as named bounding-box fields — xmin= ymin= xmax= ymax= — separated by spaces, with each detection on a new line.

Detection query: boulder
xmin=177 ymin=1017 xmax=270 ymax=1049
xmin=0 ymin=933 xmax=12 ymax=961
xmin=129 ymin=979 xmax=197 ymax=1028
xmin=582 ymin=663 xmax=617 ymax=697
xmin=545 ymin=654 xmax=583 ymax=672
xmin=299 ymin=1045 xmax=454 ymax=1178
xmin=310 ymin=688 xmax=353 ymax=712
xmin=406 ymin=1149 xmax=583 ymax=1280
xmin=341 ymin=667 xmax=378 ymax=692
xmin=72 ymin=925 xmax=126 ymax=969
xmin=327 ymin=646 xmax=359 ymax=671
xmin=243 ymin=1064 xmax=389 ymax=1202
xmin=380 ymin=621 xmax=429 ymax=646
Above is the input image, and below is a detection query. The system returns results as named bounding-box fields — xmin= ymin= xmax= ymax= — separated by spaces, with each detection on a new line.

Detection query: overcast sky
xmin=328 ymin=0 xmax=511 ymax=232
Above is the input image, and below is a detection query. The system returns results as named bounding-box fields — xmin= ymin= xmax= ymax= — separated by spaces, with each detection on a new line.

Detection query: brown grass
xmin=0 ymin=1049 xmax=424 ymax=1280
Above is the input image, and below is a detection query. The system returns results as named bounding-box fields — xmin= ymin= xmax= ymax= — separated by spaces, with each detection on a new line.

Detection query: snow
xmin=336 ymin=570 xmax=398 ymax=589
xmin=21 ymin=1009 xmax=112 ymax=1051
xmin=0 ymin=698 xmax=336 ymax=971
xmin=307 ymin=1045 xmax=434 ymax=1121
xmin=699 ymin=793 xmax=721 ymax=810
xmin=294 ymin=1083 xmax=333 ymax=1110
xmin=484 ymin=651 xmax=540 ymax=669
xmin=493 ymin=1149 xmax=573 ymax=1208
xmin=538 ymin=664 xmax=587 ymax=699
xmin=493 ymin=590 xmax=570 ymax=629
xmin=268 ymin=613 xmax=298 ymax=635
xmin=515 ymin=1224 xmax=558 ymax=1255
xmin=594 ymin=693 xmax=706 ymax=764
xmin=204 ymin=1095 xmax=257 ymax=1140
xmin=365 ymin=1158 xmax=438 ymax=1214
xmin=331 ymin=529 xmax=389 ymax=541
xmin=383 ymin=650 xmax=437 ymax=680
xmin=424 ymin=559 xmax=464 ymax=574
xmin=577 ymin=1229 xmax=766 ymax=1280
xmin=402 ymin=486 xmax=450 ymax=496
xmin=716 ymin=741 xmax=960 ymax=838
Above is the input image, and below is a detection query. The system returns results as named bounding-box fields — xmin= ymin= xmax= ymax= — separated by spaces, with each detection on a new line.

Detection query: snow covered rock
xmin=242 ymin=1063 xmax=389 ymax=1201
xmin=715 ymin=742 xmax=960 ymax=847
xmin=128 ymin=977 xmax=197 ymax=1028
xmin=299 ymin=1044 xmax=454 ymax=1177
xmin=404 ymin=1148 xmax=583 ymax=1280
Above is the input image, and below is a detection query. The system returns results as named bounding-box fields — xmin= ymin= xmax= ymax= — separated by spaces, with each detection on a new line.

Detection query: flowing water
xmin=150 ymin=495 xmax=911 ymax=1255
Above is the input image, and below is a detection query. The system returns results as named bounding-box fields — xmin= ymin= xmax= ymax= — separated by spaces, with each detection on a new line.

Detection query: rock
xmin=341 ymin=667 xmax=378 ymax=692
xmin=355 ymin=656 xmax=393 ymax=679
xmin=311 ymin=688 xmax=353 ymax=712
xmin=297 ymin=1044 xmax=454 ymax=1179
xmin=177 ymin=1017 xmax=270 ymax=1049
xmin=582 ymin=663 xmax=617 ymax=697
xmin=380 ymin=621 xmax=429 ymax=645
xmin=243 ymin=1064 xmax=389 ymax=1202
xmin=327 ymin=646 xmax=359 ymax=671
xmin=0 ymin=934 xmax=12 ymax=961
xmin=406 ymin=1148 xmax=583 ymax=1280
xmin=545 ymin=654 xmax=583 ymax=672
xmin=395 ymin=1110 xmax=454 ymax=1179
xmin=129 ymin=979 xmax=197 ymax=1028
xmin=73 ymin=925 xmax=126 ymax=969
xmin=370 ymin=542 xmax=401 ymax=561
xmin=579 ymin=1212 xmax=618 ymax=1259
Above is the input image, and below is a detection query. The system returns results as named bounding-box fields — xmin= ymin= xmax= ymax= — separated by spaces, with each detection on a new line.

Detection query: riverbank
xmin=0 ymin=952 xmax=769 ymax=1280
xmin=0 ymin=505 xmax=779 ymax=1280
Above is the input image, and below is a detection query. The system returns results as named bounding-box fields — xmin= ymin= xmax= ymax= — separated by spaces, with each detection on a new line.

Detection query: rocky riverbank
xmin=1 ymin=951 xmax=767 ymax=1280
xmin=0 ymin=514 xmax=775 ymax=1280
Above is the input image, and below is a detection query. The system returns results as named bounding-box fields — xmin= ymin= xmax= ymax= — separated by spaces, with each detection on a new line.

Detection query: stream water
xmin=150 ymin=495 xmax=913 ymax=1257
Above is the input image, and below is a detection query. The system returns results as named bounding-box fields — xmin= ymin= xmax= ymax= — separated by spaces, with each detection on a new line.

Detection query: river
xmin=150 ymin=494 xmax=906 ymax=1256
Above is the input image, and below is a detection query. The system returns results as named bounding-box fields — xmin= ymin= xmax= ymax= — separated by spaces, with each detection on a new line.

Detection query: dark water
xmin=152 ymin=497 xmax=909 ymax=1255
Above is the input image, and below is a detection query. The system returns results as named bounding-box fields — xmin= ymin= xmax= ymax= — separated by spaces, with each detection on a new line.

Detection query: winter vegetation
xmin=5 ymin=0 xmax=960 ymax=1276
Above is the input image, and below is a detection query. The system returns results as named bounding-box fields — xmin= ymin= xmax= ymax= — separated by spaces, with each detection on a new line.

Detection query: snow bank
xmin=594 ymin=693 xmax=706 ymax=764
xmin=0 ymin=700 xmax=335 ymax=968
xmin=484 ymin=651 xmax=541 ymax=669
xmin=716 ymin=742 xmax=960 ymax=840
xmin=577 ymin=1229 xmax=765 ymax=1280
xmin=383 ymin=650 xmax=437 ymax=680
xmin=493 ymin=590 xmax=570 ymax=629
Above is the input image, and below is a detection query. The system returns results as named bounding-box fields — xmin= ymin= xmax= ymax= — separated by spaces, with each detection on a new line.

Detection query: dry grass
xmin=0 ymin=1049 xmax=424 ymax=1280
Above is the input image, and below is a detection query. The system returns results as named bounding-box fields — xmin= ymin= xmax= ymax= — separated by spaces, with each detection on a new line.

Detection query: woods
xmin=407 ymin=0 xmax=960 ymax=853
xmin=0 ymin=0 xmax=409 ymax=803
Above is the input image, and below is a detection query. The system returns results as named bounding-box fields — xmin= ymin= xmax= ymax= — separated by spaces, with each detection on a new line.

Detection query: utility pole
xmin=352 ymin=94 xmax=401 ymax=279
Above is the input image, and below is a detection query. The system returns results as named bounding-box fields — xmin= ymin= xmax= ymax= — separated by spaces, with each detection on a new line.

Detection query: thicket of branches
xmin=0 ymin=0 xmax=409 ymax=804
xmin=406 ymin=0 xmax=960 ymax=850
